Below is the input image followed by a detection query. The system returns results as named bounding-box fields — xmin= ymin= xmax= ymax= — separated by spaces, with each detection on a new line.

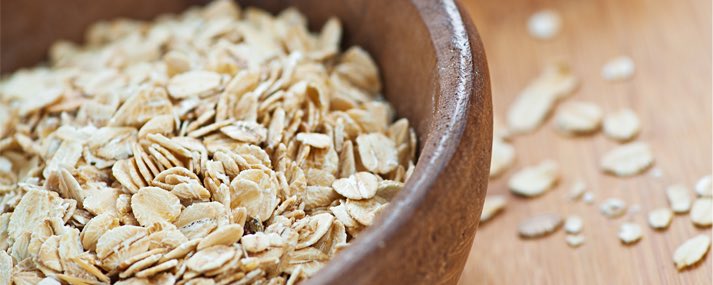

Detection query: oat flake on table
xmin=601 ymin=56 xmax=636 ymax=81
xmin=695 ymin=175 xmax=712 ymax=197
xmin=673 ymin=235 xmax=711 ymax=270
xmin=565 ymin=235 xmax=585 ymax=248
xmin=554 ymin=101 xmax=603 ymax=135
xmin=564 ymin=215 xmax=583 ymax=234
xmin=507 ymin=62 xmax=579 ymax=134
xmin=518 ymin=213 xmax=563 ymax=238
xmin=527 ymin=10 xmax=562 ymax=40
xmin=600 ymin=198 xmax=627 ymax=219
xmin=489 ymin=138 xmax=515 ymax=178
xmin=618 ymin=223 xmax=642 ymax=244
xmin=480 ymin=195 xmax=506 ymax=223
xmin=568 ymin=180 xmax=586 ymax=201
xmin=666 ymin=184 xmax=692 ymax=214
xmin=647 ymin=208 xmax=673 ymax=230
xmin=0 ymin=0 xmax=419 ymax=283
xmin=508 ymin=160 xmax=560 ymax=197
xmin=689 ymin=198 xmax=712 ymax=227
xmin=603 ymin=109 xmax=640 ymax=142
xmin=600 ymin=142 xmax=654 ymax=176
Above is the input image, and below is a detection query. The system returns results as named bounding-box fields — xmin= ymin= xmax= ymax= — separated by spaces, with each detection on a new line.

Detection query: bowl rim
xmin=306 ymin=0 xmax=490 ymax=283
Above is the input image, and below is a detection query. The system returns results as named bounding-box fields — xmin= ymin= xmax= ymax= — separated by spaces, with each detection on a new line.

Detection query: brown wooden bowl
xmin=1 ymin=0 xmax=492 ymax=284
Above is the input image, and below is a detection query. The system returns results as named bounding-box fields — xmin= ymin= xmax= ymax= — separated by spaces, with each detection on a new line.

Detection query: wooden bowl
xmin=1 ymin=0 xmax=492 ymax=284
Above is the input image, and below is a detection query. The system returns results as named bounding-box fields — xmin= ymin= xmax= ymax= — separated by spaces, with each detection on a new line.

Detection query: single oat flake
xmin=618 ymin=223 xmax=643 ymax=244
xmin=507 ymin=62 xmax=579 ymax=134
xmin=490 ymin=138 xmax=515 ymax=178
xmin=565 ymin=235 xmax=585 ymax=248
xmin=0 ymin=0 xmax=418 ymax=283
xmin=518 ymin=213 xmax=563 ymax=238
xmin=603 ymin=109 xmax=640 ymax=142
xmin=480 ymin=195 xmax=506 ymax=223
xmin=601 ymin=56 xmax=636 ymax=81
xmin=600 ymin=198 xmax=627 ymax=219
xmin=673 ymin=235 xmax=711 ymax=270
xmin=564 ymin=215 xmax=583 ymax=234
xmin=695 ymin=175 xmax=712 ymax=197
xmin=666 ymin=184 xmax=692 ymax=214
xmin=554 ymin=101 xmax=603 ymax=135
xmin=509 ymin=160 xmax=560 ymax=197
xmin=690 ymin=198 xmax=712 ymax=227
xmin=527 ymin=10 xmax=562 ymax=40
xmin=647 ymin=208 xmax=673 ymax=230
xmin=600 ymin=142 xmax=654 ymax=176
xmin=568 ymin=180 xmax=586 ymax=201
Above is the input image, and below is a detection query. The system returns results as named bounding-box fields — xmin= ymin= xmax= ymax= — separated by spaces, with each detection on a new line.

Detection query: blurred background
xmin=458 ymin=0 xmax=711 ymax=284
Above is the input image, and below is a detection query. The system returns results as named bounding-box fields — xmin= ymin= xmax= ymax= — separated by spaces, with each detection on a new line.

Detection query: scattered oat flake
xmin=600 ymin=198 xmax=627 ymax=219
xmin=568 ymin=180 xmax=586 ymax=201
xmin=602 ymin=56 xmax=635 ymax=81
xmin=564 ymin=215 xmax=583 ymax=234
xmin=493 ymin=117 xmax=512 ymax=141
xmin=647 ymin=208 xmax=673 ymax=230
xmin=603 ymin=109 xmax=640 ymax=142
xmin=490 ymin=138 xmax=515 ymax=178
xmin=583 ymin=192 xmax=595 ymax=204
xmin=673 ymin=235 xmax=711 ymax=270
xmin=518 ymin=213 xmax=563 ymax=238
xmin=666 ymin=184 xmax=692 ymax=214
xmin=480 ymin=195 xmax=506 ymax=223
xmin=509 ymin=160 xmax=559 ymax=197
xmin=554 ymin=101 xmax=603 ymax=135
xmin=507 ymin=62 xmax=578 ymax=134
xmin=695 ymin=175 xmax=712 ymax=197
xmin=565 ymin=235 xmax=585 ymax=248
xmin=527 ymin=10 xmax=561 ymax=40
xmin=618 ymin=223 xmax=642 ymax=244
xmin=690 ymin=198 xmax=712 ymax=227
xmin=600 ymin=142 xmax=654 ymax=176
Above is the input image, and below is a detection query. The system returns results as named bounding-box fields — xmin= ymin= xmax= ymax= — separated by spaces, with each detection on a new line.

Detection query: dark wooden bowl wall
xmin=1 ymin=1 xmax=492 ymax=284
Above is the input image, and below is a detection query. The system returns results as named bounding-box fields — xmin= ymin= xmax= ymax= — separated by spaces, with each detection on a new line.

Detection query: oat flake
xmin=647 ymin=208 xmax=673 ymax=230
xmin=509 ymin=160 xmax=559 ymax=197
xmin=673 ymin=235 xmax=711 ymax=270
xmin=618 ymin=223 xmax=642 ymax=244
xmin=603 ymin=109 xmax=640 ymax=142
xmin=518 ymin=213 xmax=563 ymax=238
xmin=600 ymin=142 xmax=654 ymax=176
xmin=480 ymin=195 xmax=506 ymax=223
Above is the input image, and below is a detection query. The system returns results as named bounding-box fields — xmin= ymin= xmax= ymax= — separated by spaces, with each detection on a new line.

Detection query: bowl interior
xmin=1 ymin=0 xmax=437 ymax=148
xmin=1 ymin=1 xmax=489 ymax=284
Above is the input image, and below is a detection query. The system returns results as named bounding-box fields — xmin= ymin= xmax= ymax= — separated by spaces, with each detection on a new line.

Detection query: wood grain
xmin=458 ymin=0 xmax=711 ymax=284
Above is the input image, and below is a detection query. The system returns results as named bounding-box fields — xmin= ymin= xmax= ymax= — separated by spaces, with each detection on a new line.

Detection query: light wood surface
xmin=459 ymin=0 xmax=712 ymax=284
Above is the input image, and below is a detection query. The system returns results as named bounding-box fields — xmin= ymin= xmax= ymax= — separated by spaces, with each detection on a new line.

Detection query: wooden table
xmin=458 ymin=0 xmax=712 ymax=284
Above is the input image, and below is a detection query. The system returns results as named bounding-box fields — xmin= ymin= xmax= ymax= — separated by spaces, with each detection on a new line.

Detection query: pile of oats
xmin=0 ymin=1 xmax=419 ymax=284
xmin=482 ymin=8 xmax=711 ymax=272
